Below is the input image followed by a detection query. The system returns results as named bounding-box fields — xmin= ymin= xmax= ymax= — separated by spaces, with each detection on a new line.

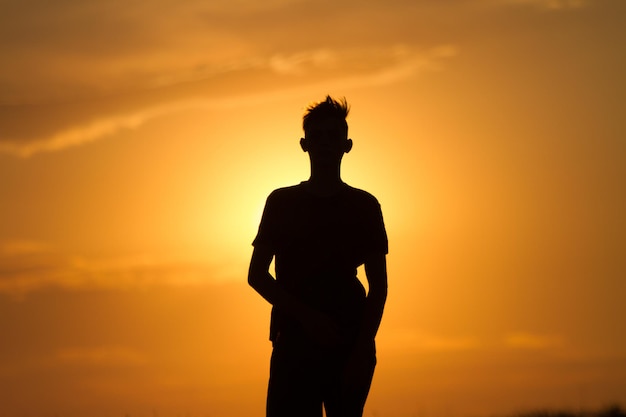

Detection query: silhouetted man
xmin=248 ymin=96 xmax=388 ymax=417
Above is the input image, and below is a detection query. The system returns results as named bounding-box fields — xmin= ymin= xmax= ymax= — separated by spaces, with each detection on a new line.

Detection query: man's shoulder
xmin=266 ymin=182 xmax=381 ymax=208
xmin=342 ymin=184 xmax=381 ymax=206
xmin=267 ymin=183 xmax=307 ymax=199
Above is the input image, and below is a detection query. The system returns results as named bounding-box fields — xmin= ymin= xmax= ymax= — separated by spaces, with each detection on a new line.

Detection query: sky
xmin=1 ymin=0 xmax=625 ymax=416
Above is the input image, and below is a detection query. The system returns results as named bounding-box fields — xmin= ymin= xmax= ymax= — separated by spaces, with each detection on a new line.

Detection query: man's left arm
xmin=341 ymin=252 xmax=387 ymax=389
xmin=359 ymin=252 xmax=388 ymax=344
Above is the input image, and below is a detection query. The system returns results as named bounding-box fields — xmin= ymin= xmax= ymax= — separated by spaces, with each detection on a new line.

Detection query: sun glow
xmin=1 ymin=0 xmax=625 ymax=415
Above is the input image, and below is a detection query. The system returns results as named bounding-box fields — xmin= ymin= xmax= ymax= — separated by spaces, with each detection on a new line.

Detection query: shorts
xmin=266 ymin=332 xmax=376 ymax=417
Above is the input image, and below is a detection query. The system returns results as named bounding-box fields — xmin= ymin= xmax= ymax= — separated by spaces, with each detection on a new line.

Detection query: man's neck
xmin=305 ymin=170 xmax=346 ymax=197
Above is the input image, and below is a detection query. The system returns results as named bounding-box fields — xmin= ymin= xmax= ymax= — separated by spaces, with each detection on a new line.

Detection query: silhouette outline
xmin=248 ymin=96 xmax=388 ymax=417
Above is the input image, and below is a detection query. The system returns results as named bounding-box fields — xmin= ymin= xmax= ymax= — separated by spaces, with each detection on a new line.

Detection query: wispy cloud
xmin=493 ymin=0 xmax=588 ymax=9
xmin=0 ymin=45 xmax=457 ymax=157
xmin=504 ymin=332 xmax=564 ymax=349
xmin=0 ymin=240 xmax=51 ymax=256
xmin=0 ymin=0 xmax=466 ymax=157
xmin=56 ymin=346 xmax=148 ymax=367
xmin=381 ymin=329 xmax=567 ymax=353
xmin=269 ymin=49 xmax=337 ymax=75
xmin=381 ymin=329 xmax=481 ymax=352
xmin=0 ymin=0 xmax=452 ymax=105
xmin=0 ymin=240 xmax=223 ymax=296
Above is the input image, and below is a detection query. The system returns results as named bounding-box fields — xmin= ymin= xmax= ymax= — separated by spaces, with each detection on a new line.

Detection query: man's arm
xmin=341 ymin=252 xmax=388 ymax=388
xmin=359 ymin=252 xmax=388 ymax=343
xmin=247 ymin=245 xmax=340 ymax=345
xmin=247 ymin=245 xmax=281 ymax=305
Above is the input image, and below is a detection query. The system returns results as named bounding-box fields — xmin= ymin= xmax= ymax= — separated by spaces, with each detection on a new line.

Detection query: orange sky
xmin=1 ymin=0 xmax=625 ymax=416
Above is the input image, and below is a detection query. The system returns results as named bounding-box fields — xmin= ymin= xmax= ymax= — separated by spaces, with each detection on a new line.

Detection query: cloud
xmin=0 ymin=111 xmax=148 ymax=157
xmin=493 ymin=0 xmax=588 ymax=9
xmin=0 ymin=0 xmax=468 ymax=157
xmin=504 ymin=332 xmax=564 ymax=349
xmin=0 ymin=240 xmax=224 ymax=296
xmin=269 ymin=49 xmax=337 ymax=75
xmin=56 ymin=346 xmax=147 ymax=367
xmin=381 ymin=329 xmax=481 ymax=352
xmin=0 ymin=240 xmax=51 ymax=257
xmin=381 ymin=329 xmax=567 ymax=353
xmin=0 ymin=45 xmax=457 ymax=157
xmin=0 ymin=0 xmax=452 ymax=105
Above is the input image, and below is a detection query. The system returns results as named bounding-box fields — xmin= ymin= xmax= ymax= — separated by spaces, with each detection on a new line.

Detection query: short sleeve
xmin=252 ymin=191 xmax=280 ymax=251
xmin=369 ymin=200 xmax=389 ymax=255
xmin=349 ymin=193 xmax=388 ymax=264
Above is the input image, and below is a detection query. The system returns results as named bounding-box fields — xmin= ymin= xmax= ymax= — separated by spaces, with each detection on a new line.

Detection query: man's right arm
xmin=248 ymin=245 xmax=340 ymax=346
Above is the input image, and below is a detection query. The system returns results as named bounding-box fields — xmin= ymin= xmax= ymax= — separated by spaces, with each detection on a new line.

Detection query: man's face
xmin=302 ymin=118 xmax=350 ymax=164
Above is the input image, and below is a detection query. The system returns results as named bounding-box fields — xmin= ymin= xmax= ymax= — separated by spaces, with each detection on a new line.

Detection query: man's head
xmin=302 ymin=95 xmax=349 ymax=134
xmin=300 ymin=96 xmax=353 ymax=162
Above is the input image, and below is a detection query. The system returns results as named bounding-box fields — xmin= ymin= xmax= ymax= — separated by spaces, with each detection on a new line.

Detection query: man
xmin=248 ymin=96 xmax=388 ymax=417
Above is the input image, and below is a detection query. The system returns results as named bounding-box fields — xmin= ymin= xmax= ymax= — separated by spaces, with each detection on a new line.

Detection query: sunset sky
xmin=1 ymin=0 xmax=625 ymax=416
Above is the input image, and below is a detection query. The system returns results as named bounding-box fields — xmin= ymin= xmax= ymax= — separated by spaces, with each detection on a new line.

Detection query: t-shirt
xmin=252 ymin=181 xmax=388 ymax=342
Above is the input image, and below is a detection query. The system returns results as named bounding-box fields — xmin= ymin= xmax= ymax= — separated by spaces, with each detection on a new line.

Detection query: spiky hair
xmin=302 ymin=95 xmax=350 ymax=132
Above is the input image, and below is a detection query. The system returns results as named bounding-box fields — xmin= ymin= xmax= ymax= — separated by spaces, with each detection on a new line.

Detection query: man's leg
xmin=323 ymin=344 xmax=377 ymax=417
xmin=266 ymin=337 xmax=324 ymax=417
